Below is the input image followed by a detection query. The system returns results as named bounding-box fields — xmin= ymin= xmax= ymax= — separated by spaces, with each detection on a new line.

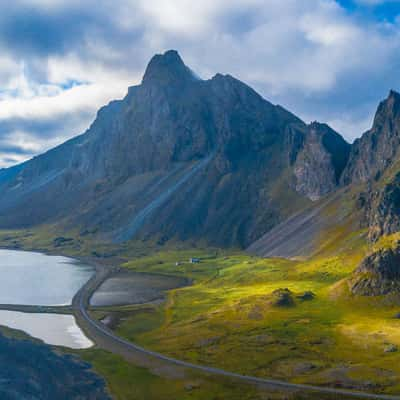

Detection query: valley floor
xmin=1 ymin=227 xmax=400 ymax=399
xmin=92 ymin=248 xmax=400 ymax=396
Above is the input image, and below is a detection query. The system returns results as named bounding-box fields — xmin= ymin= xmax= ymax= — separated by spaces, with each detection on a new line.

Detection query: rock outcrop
xmin=350 ymin=244 xmax=400 ymax=295
xmin=340 ymin=90 xmax=400 ymax=243
xmin=292 ymin=122 xmax=350 ymax=200
xmin=0 ymin=333 xmax=110 ymax=400
xmin=342 ymin=90 xmax=400 ymax=185
xmin=270 ymin=288 xmax=295 ymax=306
xmin=360 ymin=173 xmax=400 ymax=242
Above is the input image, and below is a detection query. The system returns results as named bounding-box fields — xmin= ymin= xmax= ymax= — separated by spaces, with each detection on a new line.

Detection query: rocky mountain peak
xmin=142 ymin=49 xmax=198 ymax=86
xmin=373 ymin=89 xmax=400 ymax=128
xmin=341 ymin=89 xmax=400 ymax=185
xmin=309 ymin=121 xmax=324 ymax=130
xmin=292 ymin=122 xmax=350 ymax=201
xmin=0 ymin=50 xmax=349 ymax=248
xmin=388 ymin=89 xmax=400 ymax=103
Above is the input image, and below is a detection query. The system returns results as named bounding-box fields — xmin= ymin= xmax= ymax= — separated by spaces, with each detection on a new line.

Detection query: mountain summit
xmin=342 ymin=90 xmax=400 ymax=185
xmin=0 ymin=50 xmax=348 ymax=247
xmin=142 ymin=50 xmax=197 ymax=85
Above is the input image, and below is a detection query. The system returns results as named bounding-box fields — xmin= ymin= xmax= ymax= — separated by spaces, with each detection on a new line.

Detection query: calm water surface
xmin=0 ymin=249 xmax=94 ymax=348
xmin=0 ymin=249 xmax=94 ymax=305
xmin=0 ymin=310 xmax=93 ymax=349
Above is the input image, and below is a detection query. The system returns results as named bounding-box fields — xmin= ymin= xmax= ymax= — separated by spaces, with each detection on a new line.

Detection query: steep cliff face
xmin=292 ymin=122 xmax=350 ymax=201
xmin=0 ymin=50 xmax=347 ymax=248
xmin=350 ymin=244 xmax=400 ymax=296
xmin=342 ymin=90 xmax=400 ymax=185
xmin=357 ymin=173 xmax=400 ymax=242
xmin=337 ymin=91 xmax=400 ymax=242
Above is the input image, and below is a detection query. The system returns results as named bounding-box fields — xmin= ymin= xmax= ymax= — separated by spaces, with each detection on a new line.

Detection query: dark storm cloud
xmin=0 ymin=110 xmax=93 ymax=139
xmin=0 ymin=109 xmax=94 ymax=167
xmin=0 ymin=2 xmax=149 ymax=82
xmin=0 ymin=6 xmax=90 ymax=56
xmin=0 ymin=144 xmax=33 ymax=155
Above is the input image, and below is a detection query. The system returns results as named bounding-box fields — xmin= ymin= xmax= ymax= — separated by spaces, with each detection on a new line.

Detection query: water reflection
xmin=0 ymin=249 xmax=94 ymax=305
xmin=0 ymin=310 xmax=93 ymax=349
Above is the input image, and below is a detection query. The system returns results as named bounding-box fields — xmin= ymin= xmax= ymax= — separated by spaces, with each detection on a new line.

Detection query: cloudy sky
xmin=1 ymin=0 xmax=400 ymax=167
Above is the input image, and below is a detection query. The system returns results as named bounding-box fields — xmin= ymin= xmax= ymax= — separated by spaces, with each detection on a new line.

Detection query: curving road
xmin=71 ymin=265 xmax=400 ymax=400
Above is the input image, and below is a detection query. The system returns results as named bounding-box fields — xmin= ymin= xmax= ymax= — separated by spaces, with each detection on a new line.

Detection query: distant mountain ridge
xmin=1 ymin=50 xmax=395 ymax=249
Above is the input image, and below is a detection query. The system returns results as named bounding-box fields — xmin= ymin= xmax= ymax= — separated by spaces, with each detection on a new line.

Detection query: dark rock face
xmin=362 ymin=173 xmax=400 ymax=242
xmin=292 ymin=122 xmax=350 ymax=200
xmin=0 ymin=50 xmax=347 ymax=248
xmin=342 ymin=90 xmax=400 ymax=185
xmin=336 ymin=90 xmax=400 ymax=244
xmin=248 ymin=89 xmax=400 ymax=257
xmin=350 ymin=245 xmax=400 ymax=295
xmin=142 ymin=50 xmax=197 ymax=86
xmin=0 ymin=334 xmax=110 ymax=400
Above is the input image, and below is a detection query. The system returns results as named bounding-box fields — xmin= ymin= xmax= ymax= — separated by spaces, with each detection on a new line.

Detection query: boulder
xmin=296 ymin=291 xmax=316 ymax=301
xmin=271 ymin=288 xmax=295 ymax=307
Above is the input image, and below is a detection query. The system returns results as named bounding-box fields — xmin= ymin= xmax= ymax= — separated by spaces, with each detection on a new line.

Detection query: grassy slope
xmin=0 ymin=325 xmax=335 ymax=400
xmin=79 ymin=349 xmax=271 ymax=400
xmin=0 ymin=325 xmax=271 ymax=400
xmin=80 ymin=348 xmax=359 ymax=399
xmin=97 ymin=218 xmax=400 ymax=395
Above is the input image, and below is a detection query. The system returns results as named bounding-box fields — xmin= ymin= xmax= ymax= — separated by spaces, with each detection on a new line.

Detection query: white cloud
xmin=133 ymin=0 xmax=264 ymax=36
xmin=0 ymin=82 xmax=125 ymax=121
xmin=0 ymin=58 xmax=130 ymax=122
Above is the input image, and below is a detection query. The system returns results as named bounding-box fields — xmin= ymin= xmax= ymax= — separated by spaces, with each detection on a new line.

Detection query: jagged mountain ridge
xmin=342 ymin=90 xmax=400 ymax=185
xmin=249 ymin=89 xmax=400 ymax=258
xmin=0 ymin=50 xmax=351 ymax=247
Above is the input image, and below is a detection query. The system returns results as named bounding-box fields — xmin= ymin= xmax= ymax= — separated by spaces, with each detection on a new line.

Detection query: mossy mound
xmin=270 ymin=288 xmax=295 ymax=307
xmin=296 ymin=291 xmax=316 ymax=301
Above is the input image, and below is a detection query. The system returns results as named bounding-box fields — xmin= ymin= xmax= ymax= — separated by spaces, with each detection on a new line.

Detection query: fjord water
xmin=0 ymin=249 xmax=94 ymax=348
xmin=0 ymin=310 xmax=93 ymax=349
xmin=0 ymin=249 xmax=94 ymax=305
